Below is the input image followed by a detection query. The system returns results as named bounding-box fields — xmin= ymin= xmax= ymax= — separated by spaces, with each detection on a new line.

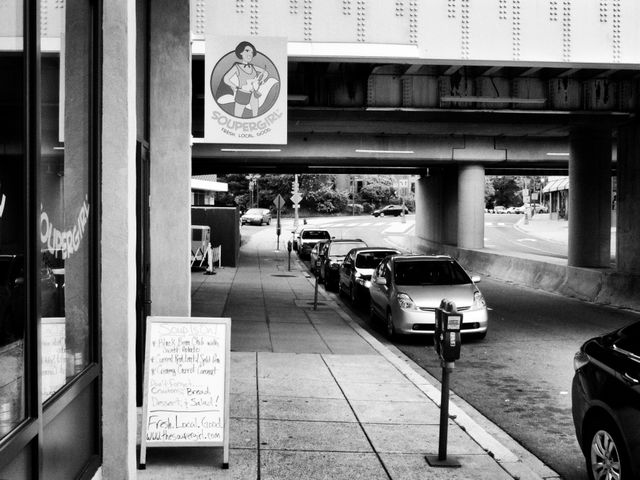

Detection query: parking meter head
xmin=434 ymin=299 xmax=462 ymax=362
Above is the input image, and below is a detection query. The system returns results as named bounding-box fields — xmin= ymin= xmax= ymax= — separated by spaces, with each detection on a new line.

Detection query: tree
xmin=303 ymin=186 xmax=349 ymax=214
xmin=490 ymin=176 xmax=521 ymax=207
xmin=484 ymin=177 xmax=496 ymax=208
xmin=358 ymin=176 xmax=395 ymax=207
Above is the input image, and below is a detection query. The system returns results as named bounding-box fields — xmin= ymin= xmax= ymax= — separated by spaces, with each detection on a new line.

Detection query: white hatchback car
xmin=369 ymin=254 xmax=488 ymax=339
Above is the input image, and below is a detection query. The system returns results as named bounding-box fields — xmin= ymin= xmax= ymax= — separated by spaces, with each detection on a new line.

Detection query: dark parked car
xmin=338 ymin=247 xmax=400 ymax=303
xmin=318 ymin=239 xmax=367 ymax=290
xmin=572 ymin=320 xmax=640 ymax=480
xmin=240 ymin=208 xmax=271 ymax=226
xmin=372 ymin=205 xmax=410 ymax=217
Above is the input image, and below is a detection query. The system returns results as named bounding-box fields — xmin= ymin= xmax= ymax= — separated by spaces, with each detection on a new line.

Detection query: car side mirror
xmin=375 ymin=277 xmax=387 ymax=286
xmin=471 ymin=275 xmax=481 ymax=283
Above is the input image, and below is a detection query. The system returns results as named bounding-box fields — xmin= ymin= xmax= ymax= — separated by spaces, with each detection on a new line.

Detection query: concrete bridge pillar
xmin=457 ymin=165 xmax=485 ymax=249
xmin=616 ymin=122 xmax=640 ymax=274
xmin=568 ymin=128 xmax=612 ymax=268
xmin=415 ymin=166 xmax=484 ymax=250
xmin=415 ymin=171 xmax=444 ymax=247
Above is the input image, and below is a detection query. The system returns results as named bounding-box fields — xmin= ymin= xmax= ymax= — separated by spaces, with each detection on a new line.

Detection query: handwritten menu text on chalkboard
xmin=142 ymin=318 xmax=230 ymax=448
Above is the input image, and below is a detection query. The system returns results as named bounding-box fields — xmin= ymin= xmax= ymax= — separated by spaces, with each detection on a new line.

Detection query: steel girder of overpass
xmin=192 ymin=106 xmax=628 ymax=175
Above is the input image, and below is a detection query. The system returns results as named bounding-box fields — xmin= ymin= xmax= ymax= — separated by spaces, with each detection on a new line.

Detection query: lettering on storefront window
xmin=40 ymin=195 xmax=90 ymax=259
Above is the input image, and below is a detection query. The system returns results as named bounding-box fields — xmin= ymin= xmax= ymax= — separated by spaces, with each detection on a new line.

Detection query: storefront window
xmin=39 ymin=0 xmax=92 ymax=402
xmin=0 ymin=0 xmax=27 ymax=439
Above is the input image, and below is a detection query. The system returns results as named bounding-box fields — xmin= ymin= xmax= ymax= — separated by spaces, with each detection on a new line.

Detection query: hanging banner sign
xmin=205 ymin=36 xmax=287 ymax=145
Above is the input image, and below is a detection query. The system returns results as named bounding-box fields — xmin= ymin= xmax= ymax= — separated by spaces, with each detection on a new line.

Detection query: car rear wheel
xmin=349 ymin=285 xmax=357 ymax=304
xmin=585 ymin=417 xmax=629 ymax=480
xmin=369 ymin=304 xmax=378 ymax=322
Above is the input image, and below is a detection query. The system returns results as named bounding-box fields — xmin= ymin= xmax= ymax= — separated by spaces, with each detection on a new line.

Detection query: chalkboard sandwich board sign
xmin=139 ymin=316 xmax=231 ymax=469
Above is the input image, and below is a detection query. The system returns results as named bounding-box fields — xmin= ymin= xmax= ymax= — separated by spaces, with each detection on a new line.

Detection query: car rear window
xmin=329 ymin=242 xmax=367 ymax=256
xmin=302 ymin=230 xmax=331 ymax=240
xmin=394 ymin=260 xmax=471 ymax=286
xmin=356 ymin=251 xmax=397 ymax=268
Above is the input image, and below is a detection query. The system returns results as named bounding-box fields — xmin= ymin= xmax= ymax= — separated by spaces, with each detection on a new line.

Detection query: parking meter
xmin=426 ymin=298 xmax=463 ymax=467
xmin=434 ymin=299 xmax=462 ymax=363
xmin=287 ymin=240 xmax=292 ymax=252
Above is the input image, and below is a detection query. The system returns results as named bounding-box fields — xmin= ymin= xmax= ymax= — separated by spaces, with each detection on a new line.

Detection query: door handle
xmin=623 ymin=372 xmax=639 ymax=384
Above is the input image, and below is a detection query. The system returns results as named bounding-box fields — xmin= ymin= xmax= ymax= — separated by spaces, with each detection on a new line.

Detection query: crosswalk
xmin=296 ymin=217 xmax=415 ymax=235
xmin=485 ymin=222 xmax=510 ymax=227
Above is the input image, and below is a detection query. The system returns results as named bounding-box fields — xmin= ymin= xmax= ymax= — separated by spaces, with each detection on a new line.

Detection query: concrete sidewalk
xmin=514 ymin=214 xmax=569 ymax=244
xmin=138 ymin=235 xmax=560 ymax=480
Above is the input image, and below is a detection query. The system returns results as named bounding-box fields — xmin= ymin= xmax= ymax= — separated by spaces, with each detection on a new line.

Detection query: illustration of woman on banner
xmin=216 ymin=41 xmax=280 ymax=118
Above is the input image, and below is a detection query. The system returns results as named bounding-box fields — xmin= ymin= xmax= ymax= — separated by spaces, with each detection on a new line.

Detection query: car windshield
xmin=329 ymin=243 xmax=366 ymax=257
xmin=394 ymin=260 xmax=471 ymax=286
xmin=302 ymin=230 xmax=331 ymax=240
xmin=245 ymin=209 xmax=263 ymax=215
xmin=356 ymin=251 xmax=397 ymax=268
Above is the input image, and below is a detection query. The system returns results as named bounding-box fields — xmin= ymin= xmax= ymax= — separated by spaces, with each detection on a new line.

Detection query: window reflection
xmin=39 ymin=0 xmax=92 ymax=402
xmin=0 ymin=1 xmax=26 ymax=438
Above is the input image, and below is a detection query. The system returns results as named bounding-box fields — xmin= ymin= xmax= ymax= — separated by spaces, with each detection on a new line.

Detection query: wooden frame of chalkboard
xmin=138 ymin=316 xmax=231 ymax=469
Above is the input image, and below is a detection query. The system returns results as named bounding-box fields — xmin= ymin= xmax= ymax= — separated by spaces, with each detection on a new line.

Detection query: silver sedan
xmin=369 ymin=254 xmax=488 ymax=339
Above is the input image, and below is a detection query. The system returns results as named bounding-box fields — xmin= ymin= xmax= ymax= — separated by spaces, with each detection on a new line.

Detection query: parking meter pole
xmin=426 ymin=361 xmax=460 ymax=468
xmin=313 ymin=275 xmax=319 ymax=310
xmin=275 ymin=210 xmax=281 ymax=251
xmin=438 ymin=361 xmax=453 ymax=460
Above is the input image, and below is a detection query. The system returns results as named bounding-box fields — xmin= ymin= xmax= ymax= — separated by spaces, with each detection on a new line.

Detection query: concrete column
xmin=149 ymin=0 xmax=192 ymax=316
xmin=414 ymin=171 xmax=444 ymax=246
xmin=457 ymin=165 xmax=485 ymax=249
xmin=616 ymin=122 xmax=640 ymax=274
xmin=568 ymin=128 xmax=612 ymax=268
xmin=101 ymin=0 xmax=137 ymax=478
xmin=442 ymin=167 xmax=459 ymax=245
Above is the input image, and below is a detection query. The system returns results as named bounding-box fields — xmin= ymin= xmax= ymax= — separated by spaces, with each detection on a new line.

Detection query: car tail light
xmin=472 ymin=290 xmax=486 ymax=309
xmin=573 ymin=350 xmax=590 ymax=371
xmin=397 ymin=293 xmax=415 ymax=310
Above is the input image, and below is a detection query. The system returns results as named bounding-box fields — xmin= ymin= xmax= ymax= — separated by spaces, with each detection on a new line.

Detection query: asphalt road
xmin=483 ymin=213 xmax=568 ymax=259
xmin=248 ymin=215 xmax=638 ymax=479
xmin=334 ymin=273 xmax=638 ymax=480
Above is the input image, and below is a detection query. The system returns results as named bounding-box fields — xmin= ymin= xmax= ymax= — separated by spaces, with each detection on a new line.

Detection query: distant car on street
xmin=318 ymin=239 xmax=368 ymax=290
xmin=531 ymin=203 xmax=549 ymax=214
xmin=338 ymin=247 xmax=401 ymax=304
xmin=369 ymin=254 xmax=488 ymax=339
xmin=493 ymin=206 xmax=507 ymax=214
xmin=571 ymin=320 xmax=640 ymax=480
xmin=240 ymin=208 xmax=271 ymax=226
xmin=371 ymin=205 xmax=410 ymax=217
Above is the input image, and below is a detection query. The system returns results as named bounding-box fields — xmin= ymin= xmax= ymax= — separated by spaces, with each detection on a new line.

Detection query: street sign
xmin=273 ymin=194 xmax=286 ymax=210
xmin=290 ymin=192 xmax=302 ymax=205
